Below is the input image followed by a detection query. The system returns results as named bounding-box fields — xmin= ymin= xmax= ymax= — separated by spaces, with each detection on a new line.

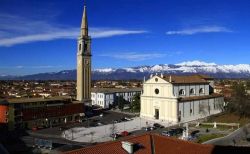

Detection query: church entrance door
xmin=155 ymin=109 xmax=159 ymax=120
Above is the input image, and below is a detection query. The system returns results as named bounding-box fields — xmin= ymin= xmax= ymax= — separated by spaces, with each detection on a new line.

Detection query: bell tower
xmin=77 ymin=3 xmax=91 ymax=102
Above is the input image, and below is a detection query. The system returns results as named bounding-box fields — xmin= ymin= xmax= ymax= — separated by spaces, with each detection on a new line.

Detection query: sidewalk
xmin=110 ymin=109 xmax=140 ymax=116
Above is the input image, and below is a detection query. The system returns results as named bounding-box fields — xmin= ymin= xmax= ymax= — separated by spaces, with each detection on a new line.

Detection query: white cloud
xmin=166 ymin=26 xmax=232 ymax=35
xmin=90 ymin=28 xmax=147 ymax=39
xmin=100 ymin=52 xmax=167 ymax=61
xmin=0 ymin=30 xmax=79 ymax=47
xmin=0 ymin=65 xmax=63 ymax=69
xmin=0 ymin=14 xmax=146 ymax=47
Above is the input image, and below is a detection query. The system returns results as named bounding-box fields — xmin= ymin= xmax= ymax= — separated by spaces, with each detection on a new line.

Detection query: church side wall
xmin=178 ymin=97 xmax=224 ymax=122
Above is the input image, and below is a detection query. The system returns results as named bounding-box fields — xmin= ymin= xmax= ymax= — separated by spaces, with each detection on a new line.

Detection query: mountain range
xmin=1 ymin=61 xmax=250 ymax=80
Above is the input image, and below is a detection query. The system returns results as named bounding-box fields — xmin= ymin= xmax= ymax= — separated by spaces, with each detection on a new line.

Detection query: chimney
xmin=169 ymin=75 xmax=172 ymax=82
xmin=150 ymin=74 xmax=153 ymax=78
xmin=160 ymin=73 xmax=163 ymax=78
xmin=122 ymin=141 xmax=134 ymax=154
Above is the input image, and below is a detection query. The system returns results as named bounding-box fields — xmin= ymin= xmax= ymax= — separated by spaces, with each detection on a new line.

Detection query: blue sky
xmin=0 ymin=0 xmax=250 ymax=75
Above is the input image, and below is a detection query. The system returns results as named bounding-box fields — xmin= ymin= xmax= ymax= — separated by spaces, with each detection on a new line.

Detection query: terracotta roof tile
xmin=64 ymin=133 xmax=215 ymax=154
xmin=63 ymin=133 xmax=250 ymax=154
xmin=179 ymin=93 xmax=223 ymax=102
xmin=153 ymin=134 xmax=214 ymax=154
xmin=64 ymin=134 xmax=152 ymax=154
xmin=162 ymin=74 xmax=210 ymax=84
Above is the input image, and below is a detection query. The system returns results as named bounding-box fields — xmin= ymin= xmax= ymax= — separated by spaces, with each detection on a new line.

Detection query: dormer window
xmin=199 ymin=88 xmax=204 ymax=94
xmin=179 ymin=89 xmax=185 ymax=96
xmin=190 ymin=88 xmax=195 ymax=95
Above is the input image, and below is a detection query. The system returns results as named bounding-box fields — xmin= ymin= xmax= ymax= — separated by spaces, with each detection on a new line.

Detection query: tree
xmin=130 ymin=93 xmax=141 ymax=113
xmin=117 ymin=96 xmax=125 ymax=111
xmin=199 ymin=103 xmax=208 ymax=119
xmin=109 ymin=123 xmax=117 ymax=140
xmin=89 ymin=131 xmax=95 ymax=143
xmin=227 ymin=82 xmax=250 ymax=118
xmin=246 ymin=81 xmax=250 ymax=90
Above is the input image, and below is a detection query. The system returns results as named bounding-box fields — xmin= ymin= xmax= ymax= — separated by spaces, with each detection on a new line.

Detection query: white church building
xmin=140 ymin=74 xmax=224 ymax=123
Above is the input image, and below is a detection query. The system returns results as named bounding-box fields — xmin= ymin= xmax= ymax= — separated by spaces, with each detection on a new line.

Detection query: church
xmin=140 ymin=74 xmax=224 ymax=123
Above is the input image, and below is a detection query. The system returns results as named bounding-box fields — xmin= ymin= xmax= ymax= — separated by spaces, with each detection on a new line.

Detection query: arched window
xmin=179 ymin=89 xmax=185 ymax=96
xmin=199 ymin=88 xmax=204 ymax=94
xmin=190 ymin=88 xmax=195 ymax=95
xmin=79 ymin=43 xmax=81 ymax=51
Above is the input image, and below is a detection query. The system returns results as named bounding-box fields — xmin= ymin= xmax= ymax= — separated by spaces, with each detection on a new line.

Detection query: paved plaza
xmin=63 ymin=117 xmax=175 ymax=143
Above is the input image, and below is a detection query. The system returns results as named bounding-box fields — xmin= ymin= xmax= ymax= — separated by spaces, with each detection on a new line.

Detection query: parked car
xmin=59 ymin=127 xmax=67 ymax=131
xmin=85 ymin=111 xmax=94 ymax=117
xmin=110 ymin=133 xmax=120 ymax=139
xmin=114 ymin=120 xmax=121 ymax=123
xmin=171 ymin=127 xmax=184 ymax=135
xmin=153 ymin=123 xmax=164 ymax=128
xmin=99 ymin=113 xmax=104 ymax=117
xmin=32 ymin=127 xmax=38 ymax=131
xmin=124 ymin=117 xmax=132 ymax=121
xmin=97 ymin=122 xmax=103 ymax=126
xmin=120 ymin=117 xmax=128 ymax=122
xmin=190 ymin=130 xmax=200 ymax=137
xmin=162 ymin=130 xmax=176 ymax=137
xmin=120 ymin=131 xmax=129 ymax=137
xmin=92 ymin=119 xmax=100 ymax=122
xmin=150 ymin=126 xmax=156 ymax=130
xmin=145 ymin=127 xmax=153 ymax=131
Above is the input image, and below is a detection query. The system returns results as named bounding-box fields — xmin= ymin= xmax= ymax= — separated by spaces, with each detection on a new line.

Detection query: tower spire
xmin=81 ymin=1 xmax=88 ymax=37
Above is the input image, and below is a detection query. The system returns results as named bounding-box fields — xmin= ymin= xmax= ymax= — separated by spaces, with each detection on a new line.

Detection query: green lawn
xmin=196 ymin=134 xmax=225 ymax=143
xmin=199 ymin=124 xmax=237 ymax=131
xmin=207 ymin=112 xmax=250 ymax=126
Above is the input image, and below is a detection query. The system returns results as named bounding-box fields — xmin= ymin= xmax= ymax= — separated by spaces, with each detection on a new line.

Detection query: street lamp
xmin=45 ymin=118 xmax=48 ymax=127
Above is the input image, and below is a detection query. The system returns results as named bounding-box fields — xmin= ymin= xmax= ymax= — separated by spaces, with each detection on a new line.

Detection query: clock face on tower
xmin=85 ymin=60 xmax=89 ymax=65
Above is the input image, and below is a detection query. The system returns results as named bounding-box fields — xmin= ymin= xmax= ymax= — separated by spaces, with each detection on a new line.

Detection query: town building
xmin=140 ymin=74 xmax=224 ymax=123
xmin=91 ymin=88 xmax=142 ymax=109
xmin=0 ymin=97 xmax=84 ymax=130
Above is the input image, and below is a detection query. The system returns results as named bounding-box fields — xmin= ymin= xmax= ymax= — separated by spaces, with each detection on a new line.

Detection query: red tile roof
xmin=162 ymin=75 xmax=210 ymax=84
xmin=179 ymin=93 xmax=223 ymax=102
xmin=64 ymin=134 xmax=152 ymax=154
xmin=63 ymin=133 xmax=217 ymax=154
xmin=153 ymin=134 xmax=214 ymax=154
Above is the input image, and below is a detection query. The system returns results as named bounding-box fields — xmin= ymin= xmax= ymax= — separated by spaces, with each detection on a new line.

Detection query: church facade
xmin=140 ymin=74 xmax=224 ymax=123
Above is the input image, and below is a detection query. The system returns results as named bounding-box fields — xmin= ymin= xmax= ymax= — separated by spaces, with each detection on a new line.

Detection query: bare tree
xmin=199 ymin=103 xmax=208 ymax=120
xmin=109 ymin=123 xmax=117 ymax=139
xmin=89 ymin=131 xmax=95 ymax=143
xmin=216 ymin=98 xmax=225 ymax=112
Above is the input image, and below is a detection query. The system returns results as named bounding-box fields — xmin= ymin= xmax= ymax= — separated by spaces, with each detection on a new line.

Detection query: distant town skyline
xmin=0 ymin=0 xmax=250 ymax=75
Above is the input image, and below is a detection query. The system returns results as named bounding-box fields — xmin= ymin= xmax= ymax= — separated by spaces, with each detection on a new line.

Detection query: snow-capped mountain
xmin=1 ymin=61 xmax=250 ymax=80
xmin=94 ymin=60 xmax=250 ymax=75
